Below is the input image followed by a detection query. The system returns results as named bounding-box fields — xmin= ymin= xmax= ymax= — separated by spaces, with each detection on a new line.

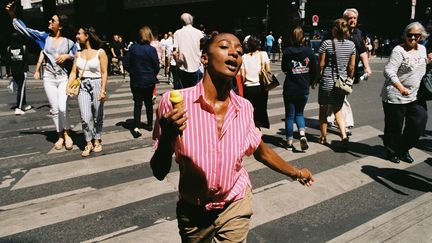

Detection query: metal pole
xmin=265 ymin=3 xmax=269 ymax=32
xmin=299 ymin=0 xmax=307 ymax=27
xmin=411 ymin=0 xmax=416 ymax=20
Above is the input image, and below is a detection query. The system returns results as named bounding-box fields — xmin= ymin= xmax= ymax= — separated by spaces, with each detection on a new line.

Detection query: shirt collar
xmin=193 ymin=80 xmax=241 ymax=113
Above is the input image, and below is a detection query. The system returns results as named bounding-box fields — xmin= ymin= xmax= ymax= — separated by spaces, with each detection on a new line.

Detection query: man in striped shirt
xmin=151 ymin=33 xmax=314 ymax=242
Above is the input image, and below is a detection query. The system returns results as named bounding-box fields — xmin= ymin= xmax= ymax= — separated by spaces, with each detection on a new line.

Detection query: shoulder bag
xmin=418 ymin=64 xmax=432 ymax=101
xmin=331 ymin=39 xmax=353 ymax=94
xmin=68 ymin=55 xmax=88 ymax=96
xmin=259 ymin=51 xmax=280 ymax=91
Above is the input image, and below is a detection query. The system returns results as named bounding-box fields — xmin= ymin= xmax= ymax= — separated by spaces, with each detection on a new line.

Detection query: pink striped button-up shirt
xmin=153 ymin=81 xmax=262 ymax=210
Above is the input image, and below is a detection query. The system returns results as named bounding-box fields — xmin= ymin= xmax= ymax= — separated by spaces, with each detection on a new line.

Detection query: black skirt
xmin=244 ymin=85 xmax=270 ymax=128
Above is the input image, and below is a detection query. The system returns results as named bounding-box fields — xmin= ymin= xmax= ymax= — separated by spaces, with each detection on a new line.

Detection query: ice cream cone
xmin=169 ymin=90 xmax=183 ymax=111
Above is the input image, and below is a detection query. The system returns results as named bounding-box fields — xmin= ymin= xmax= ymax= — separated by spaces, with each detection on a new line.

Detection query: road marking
xmin=0 ymin=109 xmax=36 ymax=117
xmin=47 ymin=130 xmax=143 ymax=154
xmin=1 ymin=126 xmax=380 ymax=237
xmin=0 ymin=152 xmax=40 ymax=161
xmin=13 ymin=147 xmax=153 ymax=190
xmin=81 ymin=226 xmax=139 ymax=243
xmin=328 ymin=193 xmax=432 ymax=243
xmin=0 ymin=176 xmax=178 ymax=238
xmin=0 ymin=187 xmax=95 ymax=211
xmin=101 ymin=148 xmax=430 ymax=243
xmin=31 ymin=104 xmax=327 ymax=189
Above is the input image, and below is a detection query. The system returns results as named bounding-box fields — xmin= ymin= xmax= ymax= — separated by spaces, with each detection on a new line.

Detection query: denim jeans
xmin=284 ymin=94 xmax=309 ymax=140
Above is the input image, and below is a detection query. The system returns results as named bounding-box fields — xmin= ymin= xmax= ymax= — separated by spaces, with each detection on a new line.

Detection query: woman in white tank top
xmin=67 ymin=27 xmax=108 ymax=157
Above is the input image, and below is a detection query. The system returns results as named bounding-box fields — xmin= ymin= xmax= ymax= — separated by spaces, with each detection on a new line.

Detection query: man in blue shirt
xmin=265 ymin=31 xmax=275 ymax=61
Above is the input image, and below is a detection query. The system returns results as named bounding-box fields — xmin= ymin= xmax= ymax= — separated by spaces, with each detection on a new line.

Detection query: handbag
xmin=417 ymin=65 xmax=432 ymax=101
xmin=68 ymin=57 xmax=88 ymax=96
xmin=259 ymin=52 xmax=280 ymax=91
xmin=7 ymin=79 xmax=18 ymax=93
xmin=331 ymin=39 xmax=353 ymax=94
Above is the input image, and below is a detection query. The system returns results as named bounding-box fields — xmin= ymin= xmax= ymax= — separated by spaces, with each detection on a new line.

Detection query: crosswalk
xmin=0 ymin=79 xmax=431 ymax=242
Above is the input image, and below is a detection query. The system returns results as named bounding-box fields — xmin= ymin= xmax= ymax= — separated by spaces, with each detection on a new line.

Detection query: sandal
xmin=93 ymin=143 xmax=102 ymax=153
xmin=54 ymin=138 xmax=64 ymax=150
xmin=64 ymin=136 xmax=73 ymax=150
xmin=81 ymin=145 xmax=93 ymax=157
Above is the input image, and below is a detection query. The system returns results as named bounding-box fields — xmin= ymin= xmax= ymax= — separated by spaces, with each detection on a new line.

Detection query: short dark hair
xmin=55 ymin=14 xmax=75 ymax=40
xmin=247 ymin=36 xmax=261 ymax=52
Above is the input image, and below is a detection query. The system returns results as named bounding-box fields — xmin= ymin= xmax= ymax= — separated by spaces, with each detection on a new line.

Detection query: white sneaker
xmin=23 ymin=105 xmax=33 ymax=111
xmin=15 ymin=108 xmax=25 ymax=115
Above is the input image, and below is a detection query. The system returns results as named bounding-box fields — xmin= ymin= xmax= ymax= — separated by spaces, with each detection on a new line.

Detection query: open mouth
xmin=225 ymin=60 xmax=238 ymax=71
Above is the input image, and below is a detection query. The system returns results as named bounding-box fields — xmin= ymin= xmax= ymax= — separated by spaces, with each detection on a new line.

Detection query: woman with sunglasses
xmin=6 ymin=2 xmax=77 ymax=151
xmin=66 ymin=27 xmax=108 ymax=157
xmin=382 ymin=22 xmax=429 ymax=164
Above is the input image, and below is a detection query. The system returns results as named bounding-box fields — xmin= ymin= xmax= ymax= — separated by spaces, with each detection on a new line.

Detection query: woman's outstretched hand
xmin=5 ymin=2 xmax=16 ymax=19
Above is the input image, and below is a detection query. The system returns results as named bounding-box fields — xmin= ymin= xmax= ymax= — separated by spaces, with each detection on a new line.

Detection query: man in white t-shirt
xmin=173 ymin=13 xmax=204 ymax=88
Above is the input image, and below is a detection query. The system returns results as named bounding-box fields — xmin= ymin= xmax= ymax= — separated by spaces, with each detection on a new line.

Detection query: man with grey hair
xmin=328 ymin=8 xmax=373 ymax=136
xmin=173 ymin=13 xmax=205 ymax=88
xmin=343 ymin=8 xmax=372 ymax=81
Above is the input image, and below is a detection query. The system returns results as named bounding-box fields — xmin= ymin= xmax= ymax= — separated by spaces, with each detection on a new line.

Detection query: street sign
xmin=312 ymin=15 xmax=319 ymax=26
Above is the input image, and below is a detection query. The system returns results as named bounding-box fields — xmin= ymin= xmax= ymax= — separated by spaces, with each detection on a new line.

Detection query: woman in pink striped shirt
xmin=151 ymin=33 xmax=314 ymax=242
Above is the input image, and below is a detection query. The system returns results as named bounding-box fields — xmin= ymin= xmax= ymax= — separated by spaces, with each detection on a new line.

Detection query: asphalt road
xmin=0 ymin=59 xmax=431 ymax=242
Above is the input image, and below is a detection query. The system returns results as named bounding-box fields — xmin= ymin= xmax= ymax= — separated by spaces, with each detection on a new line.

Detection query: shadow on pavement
xmin=19 ymin=129 xmax=86 ymax=150
xmin=361 ymin=165 xmax=432 ymax=195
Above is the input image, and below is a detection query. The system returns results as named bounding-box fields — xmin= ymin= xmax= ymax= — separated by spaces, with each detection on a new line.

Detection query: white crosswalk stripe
xmin=0 ymin=81 xmax=430 ymax=242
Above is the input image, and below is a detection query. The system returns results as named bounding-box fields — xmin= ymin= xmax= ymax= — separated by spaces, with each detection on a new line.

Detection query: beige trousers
xmin=177 ymin=187 xmax=253 ymax=243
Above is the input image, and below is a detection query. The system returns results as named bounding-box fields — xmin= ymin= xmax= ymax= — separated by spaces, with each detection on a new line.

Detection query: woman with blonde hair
xmin=124 ymin=26 xmax=160 ymax=138
xmin=317 ymin=18 xmax=356 ymax=149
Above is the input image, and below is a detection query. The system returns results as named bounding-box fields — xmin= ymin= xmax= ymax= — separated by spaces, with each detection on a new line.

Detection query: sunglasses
xmin=407 ymin=33 xmax=421 ymax=40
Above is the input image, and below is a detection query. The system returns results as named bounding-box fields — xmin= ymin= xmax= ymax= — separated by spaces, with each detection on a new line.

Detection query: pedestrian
xmin=123 ymin=26 xmax=160 ymax=138
xmin=173 ymin=13 xmax=204 ymax=88
xmin=277 ymin=35 xmax=283 ymax=61
xmin=327 ymin=8 xmax=373 ymax=136
xmin=382 ymin=22 xmax=429 ymax=164
xmin=66 ymin=27 xmax=108 ymax=157
xmin=165 ymin=32 xmax=180 ymax=89
xmin=240 ymin=35 xmax=270 ymax=129
xmin=151 ymin=33 xmax=314 ymax=242
xmin=317 ymin=18 xmax=356 ymax=149
xmin=344 ymin=8 xmax=372 ymax=82
xmin=150 ymin=31 xmax=163 ymax=103
xmin=282 ymin=27 xmax=318 ymax=151
xmin=6 ymin=2 xmax=77 ymax=151
xmin=372 ymin=36 xmax=379 ymax=57
xmin=160 ymin=33 xmax=170 ymax=77
xmin=6 ymin=32 xmax=32 ymax=115
xmin=110 ymin=34 xmax=124 ymax=75
xmin=265 ymin=31 xmax=275 ymax=61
